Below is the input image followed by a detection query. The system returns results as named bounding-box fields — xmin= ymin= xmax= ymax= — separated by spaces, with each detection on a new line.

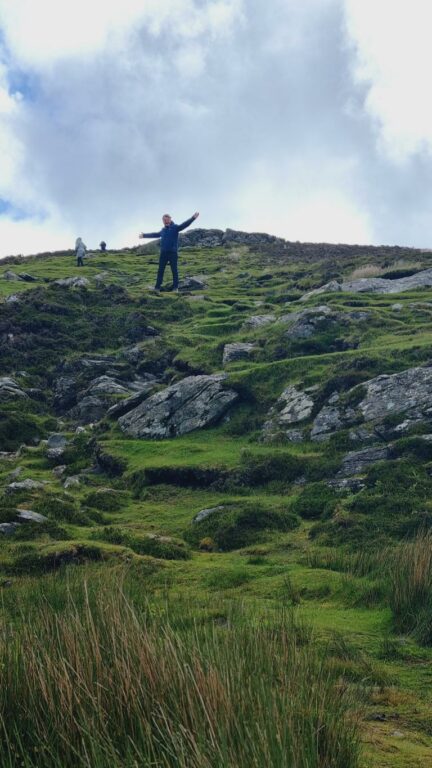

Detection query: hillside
xmin=1 ymin=233 xmax=432 ymax=767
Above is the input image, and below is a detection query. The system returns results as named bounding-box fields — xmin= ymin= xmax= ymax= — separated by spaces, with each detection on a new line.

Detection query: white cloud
xmin=344 ymin=0 xmax=432 ymax=162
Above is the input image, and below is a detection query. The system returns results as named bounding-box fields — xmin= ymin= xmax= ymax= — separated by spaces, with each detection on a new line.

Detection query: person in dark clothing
xmin=75 ymin=237 xmax=87 ymax=267
xmin=99 ymin=241 xmax=107 ymax=252
xmin=139 ymin=212 xmax=199 ymax=292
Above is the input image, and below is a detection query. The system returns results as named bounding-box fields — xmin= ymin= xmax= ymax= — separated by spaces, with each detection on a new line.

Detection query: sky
xmin=0 ymin=0 xmax=432 ymax=257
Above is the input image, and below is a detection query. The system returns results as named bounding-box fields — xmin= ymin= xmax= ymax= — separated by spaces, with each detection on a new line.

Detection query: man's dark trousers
xmin=156 ymin=251 xmax=178 ymax=290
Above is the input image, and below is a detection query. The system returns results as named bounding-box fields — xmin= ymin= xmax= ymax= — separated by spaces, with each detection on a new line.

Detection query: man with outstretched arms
xmin=139 ymin=212 xmax=200 ymax=292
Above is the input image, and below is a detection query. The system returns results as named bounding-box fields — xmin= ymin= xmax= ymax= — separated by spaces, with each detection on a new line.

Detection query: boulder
xmin=16 ymin=509 xmax=48 ymax=523
xmin=118 ymin=374 xmax=238 ymax=439
xmin=178 ymin=275 xmax=207 ymax=291
xmin=311 ymin=365 xmax=432 ymax=441
xmin=69 ymin=396 xmax=106 ymax=424
xmin=47 ymin=434 xmax=68 ymax=450
xmin=0 ymin=377 xmax=27 ymax=400
xmin=19 ymin=273 xmax=38 ymax=282
xmin=54 ymin=276 xmax=90 ymax=288
xmin=85 ymin=375 xmax=130 ymax=396
xmin=263 ymin=384 xmax=317 ymax=440
xmin=7 ymin=479 xmax=46 ymax=493
xmin=243 ymin=314 xmax=276 ymax=329
xmin=0 ymin=523 xmax=19 ymax=536
xmin=3 ymin=270 xmax=21 ymax=281
xmin=53 ymin=376 xmax=79 ymax=411
xmin=193 ymin=506 xmax=225 ymax=524
xmin=63 ymin=476 xmax=81 ymax=489
xmin=52 ymin=465 xmax=67 ymax=478
xmin=222 ymin=342 xmax=255 ymax=365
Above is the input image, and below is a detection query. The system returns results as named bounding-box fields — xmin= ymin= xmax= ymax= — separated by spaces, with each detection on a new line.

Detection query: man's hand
xmin=138 ymin=233 xmax=144 ymax=239
xmin=193 ymin=212 xmax=200 ymax=220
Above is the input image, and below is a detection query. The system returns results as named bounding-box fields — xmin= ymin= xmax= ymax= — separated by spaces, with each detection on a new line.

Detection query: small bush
xmin=185 ymin=502 xmax=299 ymax=551
xmin=0 ymin=412 xmax=43 ymax=451
xmin=238 ymin=450 xmax=305 ymax=486
xmin=95 ymin=527 xmax=191 ymax=560
xmin=83 ymin=489 xmax=127 ymax=512
xmin=291 ymin=483 xmax=339 ymax=520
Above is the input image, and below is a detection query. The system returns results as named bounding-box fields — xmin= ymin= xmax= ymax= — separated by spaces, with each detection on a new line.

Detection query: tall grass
xmin=0 ymin=572 xmax=360 ymax=768
xmin=389 ymin=532 xmax=432 ymax=645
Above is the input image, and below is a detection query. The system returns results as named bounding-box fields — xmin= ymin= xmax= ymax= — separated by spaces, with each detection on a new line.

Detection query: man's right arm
xmin=139 ymin=231 xmax=161 ymax=239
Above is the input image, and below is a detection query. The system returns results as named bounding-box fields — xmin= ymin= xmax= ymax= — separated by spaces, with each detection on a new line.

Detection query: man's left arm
xmin=177 ymin=212 xmax=200 ymax=231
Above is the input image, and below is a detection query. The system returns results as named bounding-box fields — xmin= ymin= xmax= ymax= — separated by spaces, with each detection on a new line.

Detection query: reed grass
xmin=0 ymin=571 xmax=360 ymax=768
xmin=389 ymin=532 xmax=432 ymax=645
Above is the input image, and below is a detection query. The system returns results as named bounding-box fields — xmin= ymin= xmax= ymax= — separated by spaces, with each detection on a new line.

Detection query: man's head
xmin=162 ymin=214 xmax=172 ymax=227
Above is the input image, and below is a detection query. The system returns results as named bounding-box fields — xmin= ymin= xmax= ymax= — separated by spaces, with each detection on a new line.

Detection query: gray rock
xmin=47 ymin=434 xmax=68 ymax=450
xmin=3 ymin=270 xmax=21 ymax=281
xmin=263 ymin=384 xmax=317 ymax=441
xmin=178 ymin=275 xmax=207 ymax=290
xmin=47 ymin=448 xmax=66 ymax=462
xmin=299 ymin=280 xmax=342 ymax=302
xmin=337 ymin=446 xmax=391 ymax=477
xmin=0 ymin=377 xmax=27 ymax=400
xmin=107 ymin=383 xmax=159 ymax=419
xmin=52 ymin=465 xmax=67 ymax=478
xmin=54 ymin=276 xmax=90 ymax=288
xmin=243 ymin=314 xmax=276 ymax=329
xmin=5 ymin=294 xmax=20 ymax=304
xmin=311 ymin=365 xmax=432 ymax=441
xmin=16 ymin=509 xmax=48 ymax=523
xmin=0 ymin=523 xmax=19 ymax=536
xmin=53 ymin=376 xmax=79 ymax=411
xmin=392 ymin=303 xmax=403 ymax=311
xmin=222 ymin=342 xmax=255 ymax=365
xmin=328 ymin=477 xmax=366 ymax=492
xmin=85 ymin=375 xmax=130 ymax=396
xmin=19 ymin=273 xmax=38 ymax=282
xmin=302 ymin=268 xmax=432 ymax=300
xmin=7 ymin=479 xmax=46 ymax=493
xmin=69 ymin=396 xmax=106 ymax=424
xmin=7 ymin=466 xmax=22 ymax=481
xmin=279 ymin=306 xmax=368 ymax=340
xmin=118 ymin=374 xmax=238 ymax=439
xmin=193 ymin=506 xmax=225 ymax=524
xmin=63 ymin=476 xmax=81 ymax=489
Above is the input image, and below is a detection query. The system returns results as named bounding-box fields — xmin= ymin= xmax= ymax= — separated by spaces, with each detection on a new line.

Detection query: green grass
xmin=2 ymin=241 xmax=432 ymax=765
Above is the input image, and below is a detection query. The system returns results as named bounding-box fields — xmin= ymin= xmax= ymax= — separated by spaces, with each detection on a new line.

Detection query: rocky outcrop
xmin=84 ymin=376 xmax=131 ymax=397
xmin=118 ymin=374 xmax=238 ymax=439
xmin=337 ymin=446 xmax=391 ymax=477
xmin=107 ymin=382 xmax=160 ymax=419
xmin=69 ymin=396 xmax=106 ymax=424
xmin=7 ymin=479 xmax=46 ymax=493
xmin=46 ymin=434 xmax=68 ymax=462
xmin=311 ymin=365 xmax=432 ymax=441
xmin=0 ymin=377 xmax=28 ymax=400
xmin=279 ymin=306 xmax=369 ymax=339
xmin=222 ymin=343 xmax=255 ymax=365
xmin=263 ymin=384 xmax=317 ymax=440
xmin=301 ymin=268 xmax=432 ymax=301
xmin=243 ymin=314 xmax=276 ymax=329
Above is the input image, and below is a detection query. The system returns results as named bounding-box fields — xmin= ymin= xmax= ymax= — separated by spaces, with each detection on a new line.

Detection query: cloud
xmin=344 ymin=0 xmax=432 ymax=162
xmin=0 ymin=0 xmax=431 ymax=258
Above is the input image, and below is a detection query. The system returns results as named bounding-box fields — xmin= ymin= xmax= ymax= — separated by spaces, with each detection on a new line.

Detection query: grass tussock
xmin=0 ymin=576 xmax=360 ymax=768
xmin=389 ymin=531 xmax=432 ymax=645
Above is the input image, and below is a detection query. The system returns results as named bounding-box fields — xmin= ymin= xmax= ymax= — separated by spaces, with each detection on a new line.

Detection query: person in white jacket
xmin=75 ymin=238 xmax=87 ymax=267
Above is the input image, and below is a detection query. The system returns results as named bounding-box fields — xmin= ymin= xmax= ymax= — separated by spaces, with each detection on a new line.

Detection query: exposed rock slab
xmin=118 ymin=374 xmax=238 ymax=439
xmin=222 ymin=342 xmax=255 ymax=365
xmin=107 ymin=382 xmax=159 ymax=419
xmin=337 ymin=446 xmax=391 ymax=477
xmin=69 ymin=396 xmax=106 ymax=424
xmin=16 ymin=509 xmax=48 ymax=523
xmin=311 ymin=365 xmax=432 ymax=441
xmin=0 ymin=377 xmax=28 ymax=400
xmin=301 ymin=268 xmax=432 ymax=301
xmin=263 ymin=384 xmax=317 ymax=440
xmin=7 ymin=479 xmax=46 ymax=493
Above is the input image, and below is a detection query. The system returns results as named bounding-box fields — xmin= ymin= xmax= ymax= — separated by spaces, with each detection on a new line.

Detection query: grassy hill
xmin=1 ymin=237 xmax=432 ymax=766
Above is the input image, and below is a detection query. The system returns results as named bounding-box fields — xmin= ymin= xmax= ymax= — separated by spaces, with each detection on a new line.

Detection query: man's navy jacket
xmin=141 ymin=217 xmax=195 ymax=254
